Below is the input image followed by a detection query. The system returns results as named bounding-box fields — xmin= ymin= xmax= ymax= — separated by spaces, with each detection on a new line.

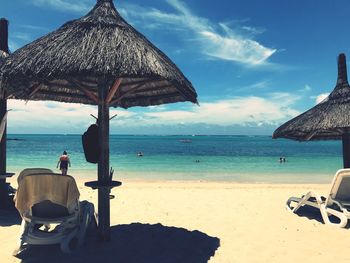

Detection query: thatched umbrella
xmin=273 ymin=53 xmax=350 ymax=168
xmin=0 ymin=0 xmax=198 ymax=240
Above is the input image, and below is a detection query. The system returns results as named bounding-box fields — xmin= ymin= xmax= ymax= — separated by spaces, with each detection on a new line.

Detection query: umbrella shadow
xmin=0 ymin=207 xmax=21 ymax=226
xmin=16 ymin=223 xmax=220 ymax=263
xmin=294 ymin=205 xmax=350 ymax=228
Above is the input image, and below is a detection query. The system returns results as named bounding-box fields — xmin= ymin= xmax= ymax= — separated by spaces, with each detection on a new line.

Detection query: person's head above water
xmin=63 ymin=151 xmax=67 ymax=155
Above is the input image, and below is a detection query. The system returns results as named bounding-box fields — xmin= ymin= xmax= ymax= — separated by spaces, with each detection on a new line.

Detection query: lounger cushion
xmin=334 ymin=177 xmax=350 ymax=202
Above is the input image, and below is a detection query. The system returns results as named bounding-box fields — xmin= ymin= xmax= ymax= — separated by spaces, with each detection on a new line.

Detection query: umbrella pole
xmin=97 ymin=82 xmax=111 ymax=241
xmin=0 ymin=19 xmax=13 ymax=209
xmin=0 ymin=98 xmax=7 ymax=207
xmin=342 ymin=132 xmax=350 ymax=168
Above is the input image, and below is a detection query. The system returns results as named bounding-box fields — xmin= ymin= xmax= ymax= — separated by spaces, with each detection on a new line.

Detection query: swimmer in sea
xmin=56 ymin=151 xmax=71 ymax=175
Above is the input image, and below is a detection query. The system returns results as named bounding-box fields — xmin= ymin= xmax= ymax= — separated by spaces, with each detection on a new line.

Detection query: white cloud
xmin=304 ymin=84 xmax=312 ymax=91
xmin=129 ymin=94 xmax=300 ymax=127
xmin=298 ymin=84 xmax=312 ymax=92
xmin=7 ymin=94 xmax=300 ymax=133
xmin=7 ymin=100 xmax=134 ymax=133
xmin=199 ymin=24 xmax=275 ymax=65
xmin=120 ymin=0 xmax=276 ymax=66
xmin=315 ymin=93 xmax=329 ymax=104
xmin=30 ymin=0 xmax=90 ymax=13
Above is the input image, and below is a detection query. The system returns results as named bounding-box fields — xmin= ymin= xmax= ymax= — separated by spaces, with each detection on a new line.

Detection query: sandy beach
xmin=1 ymin=179 xmax=350 ymax=263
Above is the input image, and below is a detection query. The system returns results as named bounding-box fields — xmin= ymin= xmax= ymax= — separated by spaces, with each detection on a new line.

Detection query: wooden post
xmin=337 ymin=53 xmax=348 ymax=85
xmin=97 ymin=80 xmax=111 ymax=241
xmin=342 ymin=132 xmax=350 ymax=168
xmin=0 ymin=18 xmax=9 ymax=53
xmin=0 ymin=98 xmax=7 ymax=207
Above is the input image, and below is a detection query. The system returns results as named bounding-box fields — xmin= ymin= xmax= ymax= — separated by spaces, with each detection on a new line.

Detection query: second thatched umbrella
xmin=0 ymin=0 xmax=198 ymax=240
xmin=273 ymin=53 xmax=350 ymax=168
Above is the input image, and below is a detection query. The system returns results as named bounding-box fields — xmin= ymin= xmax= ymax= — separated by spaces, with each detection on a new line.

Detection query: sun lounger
xmin=286 ymin=169 xmax=350 ymax=227
xmin=14 ymin=170 xmax=95 ymax=254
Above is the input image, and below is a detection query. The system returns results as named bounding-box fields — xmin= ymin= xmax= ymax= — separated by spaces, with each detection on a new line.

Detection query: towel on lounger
xmin=14 ymin=173 xmax=80 ymax=215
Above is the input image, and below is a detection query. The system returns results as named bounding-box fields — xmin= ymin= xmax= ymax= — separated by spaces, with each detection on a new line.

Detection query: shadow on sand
xmin=16 ymin=223 xmax=220 ymax=263
xmin=294 ymin=205 xmax=350 ymax=228
xmin=0 ymin=207 xmax=21 ymax=226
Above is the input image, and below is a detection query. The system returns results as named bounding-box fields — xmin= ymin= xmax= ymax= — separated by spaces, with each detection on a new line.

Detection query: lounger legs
xmin=60 ymin=201 xmax=95 ymax=253
xmin=13 ymin=220 xmax=28 ymax=255
xmin=77 ymin=201 xmax=95 ymax=248
xmin=60 ymin=230 xmax=79 ymax=253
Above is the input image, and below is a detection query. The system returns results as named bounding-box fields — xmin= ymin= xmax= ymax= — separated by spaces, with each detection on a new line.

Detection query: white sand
xmin=1 ymin=180 xmax=350 ymax=263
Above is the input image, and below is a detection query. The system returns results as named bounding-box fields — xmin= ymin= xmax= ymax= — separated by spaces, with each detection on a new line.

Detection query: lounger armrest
xmin=329 ymin=199 xmax=342 ymax=208
xmin=323 ymin=207 xmax=348 ymax=227
xmin=328 ymin=199 xmax=350 ymax=212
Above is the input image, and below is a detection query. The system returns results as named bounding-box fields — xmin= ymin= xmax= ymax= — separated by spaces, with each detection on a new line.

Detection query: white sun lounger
xmin=14 ymin=170 xmax=95 ymax=254
xmin=286 ymin=169 xmax=350 ymax=227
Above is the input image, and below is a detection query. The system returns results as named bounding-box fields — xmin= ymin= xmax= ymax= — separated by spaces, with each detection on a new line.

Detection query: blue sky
xmin=1 ymin=0 xmax=349 ymax=134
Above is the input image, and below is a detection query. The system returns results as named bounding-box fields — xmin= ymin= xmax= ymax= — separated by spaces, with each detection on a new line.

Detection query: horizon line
xmin=7 ymin=133 xmax=273 ymax=137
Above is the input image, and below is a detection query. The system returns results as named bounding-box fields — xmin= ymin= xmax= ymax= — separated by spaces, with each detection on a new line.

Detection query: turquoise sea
xmin=6 ymin=134 xmax=345 ymax=183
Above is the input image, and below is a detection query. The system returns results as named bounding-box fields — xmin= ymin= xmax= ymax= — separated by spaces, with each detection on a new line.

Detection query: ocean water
xmin=5 ymin=134 xmax=345 ymax=183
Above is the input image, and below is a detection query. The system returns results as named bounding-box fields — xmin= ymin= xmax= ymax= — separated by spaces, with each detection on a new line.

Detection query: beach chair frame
xmin=286 ymin=169 xmax=350 ymax=228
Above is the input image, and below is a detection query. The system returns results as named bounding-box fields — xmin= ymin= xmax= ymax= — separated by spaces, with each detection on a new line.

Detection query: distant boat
xmin=179 ymin=139 xmax=192 ymax=143
xmin=137 ymin=152 xmax=144 ymax=157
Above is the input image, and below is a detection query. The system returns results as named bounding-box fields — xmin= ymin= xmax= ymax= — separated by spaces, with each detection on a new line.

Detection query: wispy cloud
xmin=297 ymin=84 xmax=312 ymax=93
xmin=304 ymin=84 xmax=312 ymax=91
xmin=235 ymin=80 xmax=271 ymax=92
xmin=12 ymin=32 xmax=32 ymax=42
xmin=30 ymin=0 xmax=90 ymax=13
xmin=199 ymin=23 xmax=275 ymax=65
xmin=9 ymin=32 xmax=36 ymax=52
xmin=120 ymin=0 xmax=276 ymax=66
xmin=18 ymin=24 xmax=50 ymax=32
xmin=8 ymin=40 xmax=20 ymax=52
xmin=28 ymin=0 xmax=276 ymax=66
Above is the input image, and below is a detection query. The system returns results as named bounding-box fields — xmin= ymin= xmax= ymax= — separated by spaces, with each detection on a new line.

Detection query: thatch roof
xmin=0 ymin=0 xmax=197 ymax=108
xmin=273 ymin=53 xmax=350 ymax=141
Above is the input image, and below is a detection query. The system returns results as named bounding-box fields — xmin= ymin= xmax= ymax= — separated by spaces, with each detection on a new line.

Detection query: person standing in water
xmin=56 ymin=151 xmax=71 ymax=175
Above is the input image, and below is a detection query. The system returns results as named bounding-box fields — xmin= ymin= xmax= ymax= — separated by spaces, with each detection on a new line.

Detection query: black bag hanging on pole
xmin=82 ymin=124 xmax=100 ymax=163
